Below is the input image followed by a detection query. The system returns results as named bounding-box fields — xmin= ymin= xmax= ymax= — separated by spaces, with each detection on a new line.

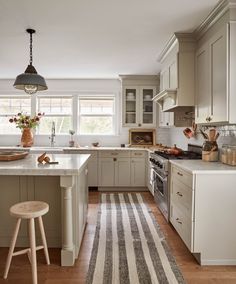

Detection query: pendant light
xmin=13 ymin=29 xmax=48 ymax=94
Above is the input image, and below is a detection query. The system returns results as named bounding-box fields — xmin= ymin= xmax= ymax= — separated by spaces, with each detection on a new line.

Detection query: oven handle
xmin=152 ymin=168 xmax=167 ymax=182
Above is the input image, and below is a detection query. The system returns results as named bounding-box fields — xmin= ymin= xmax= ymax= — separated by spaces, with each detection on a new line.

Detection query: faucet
xmin=49 ymin=121 xmax=56 ymax=147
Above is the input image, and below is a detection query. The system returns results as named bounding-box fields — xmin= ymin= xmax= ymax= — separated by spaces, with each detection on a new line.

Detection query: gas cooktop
xmin=154 ymin=150 xmax=202 ymax=160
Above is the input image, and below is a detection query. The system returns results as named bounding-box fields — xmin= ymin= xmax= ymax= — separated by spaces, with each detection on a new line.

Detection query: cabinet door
xmin=131 ymin=158 xmax=146 ymax=186
xmin=195 ymin=44 xmax=210 ymax=123
xmin=158 ymin=105 xmax=174 ymax=127
xmin=115 ymin=158 xmax=131 ymax=186
xmin=210 ymin=26 xmax=228 ymax=123
xmin=98 ymin=158 xmax=115 ymax=186
xmin=123 ymin=87 xmax=138 ymax=126
xmin=140 ymin=87 xmax=156 ymax=127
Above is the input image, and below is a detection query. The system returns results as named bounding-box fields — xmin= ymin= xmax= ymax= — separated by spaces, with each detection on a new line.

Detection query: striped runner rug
xmin=86 ymin=193 xmax=185 ymax=284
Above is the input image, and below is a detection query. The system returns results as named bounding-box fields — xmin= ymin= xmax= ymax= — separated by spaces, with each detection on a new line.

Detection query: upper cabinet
xmin=153 ymin=33 xmax=195 ymax=112
xmin=120 ymin=75 xmax=158 ymax=128
xmin=194 ymin=0 xmax=236 ymax=125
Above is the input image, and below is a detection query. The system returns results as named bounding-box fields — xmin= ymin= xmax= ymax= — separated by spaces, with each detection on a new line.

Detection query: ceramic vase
xmin=21 ymin=128 xmax=33 ymax=147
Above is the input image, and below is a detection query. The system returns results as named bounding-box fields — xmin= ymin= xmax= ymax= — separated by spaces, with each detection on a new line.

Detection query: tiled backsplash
xmin=157 ymin=125 xmax=236 ymax=150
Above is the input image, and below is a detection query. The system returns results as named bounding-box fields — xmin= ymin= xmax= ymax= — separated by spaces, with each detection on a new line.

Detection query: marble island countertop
xmin=0 ymin=153 xmax=90 ymax=176
xmin=170 ymin=159 xmax=236 ymax=174
xmin=0 ymin=146 xmax=151 ymax=152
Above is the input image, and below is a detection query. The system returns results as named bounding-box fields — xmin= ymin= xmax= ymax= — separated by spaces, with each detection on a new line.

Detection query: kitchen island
xmin=0 ymin=153 xmax=90 ymax=266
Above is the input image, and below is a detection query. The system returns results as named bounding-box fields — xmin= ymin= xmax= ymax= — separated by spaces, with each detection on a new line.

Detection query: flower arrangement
xmin=9 ymin=112 xmax=44 ymax=129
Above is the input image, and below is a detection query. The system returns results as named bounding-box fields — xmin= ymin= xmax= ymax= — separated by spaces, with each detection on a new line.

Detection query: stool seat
xmin=10 ymin=201 xmax=49 ymax=219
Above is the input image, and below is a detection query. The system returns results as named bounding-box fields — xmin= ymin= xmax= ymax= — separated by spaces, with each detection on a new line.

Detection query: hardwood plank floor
xmin=0 ymin=191 xmax=235 ymax=283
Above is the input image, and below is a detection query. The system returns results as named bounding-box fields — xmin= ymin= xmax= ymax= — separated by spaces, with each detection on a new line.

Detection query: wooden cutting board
xmin=0 ymin=151 xmax=29 ymax=161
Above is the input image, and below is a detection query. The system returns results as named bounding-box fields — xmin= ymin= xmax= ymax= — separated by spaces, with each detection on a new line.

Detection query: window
xmin=0 ymin=96 xmax=31 ymax=134
xmin=78 ymin=96 xmax=115 ymax=135
xmin=37 ymin=96 xmax=73 ymax=134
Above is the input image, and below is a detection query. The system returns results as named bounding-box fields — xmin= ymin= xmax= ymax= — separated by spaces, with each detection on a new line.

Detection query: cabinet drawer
xmin=172 ymin=165 xmax=192 ymax=187
xmin=170 ymin=204 xmax=192 ymax=250
xmin=171 ymin=179 xmax=193 ymax=220
xmin=99 ymin=150 xmax=130 ymax=158
xmin=131 ymin=151 xmax=146 ymax=158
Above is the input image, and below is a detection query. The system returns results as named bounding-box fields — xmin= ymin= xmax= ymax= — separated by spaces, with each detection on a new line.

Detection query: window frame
xmin=78 ymin=94 xmax=117 ymax=136
xmin=36 ymin=94 xmax=74 ymax=135
xmin=0 ymin=95 xmax=32 ymax=134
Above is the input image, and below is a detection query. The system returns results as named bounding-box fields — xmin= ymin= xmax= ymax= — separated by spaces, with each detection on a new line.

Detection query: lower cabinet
xmin=170 ymin=163 xmax=236 ymax=265
xmin=170 ymin=165 xmax=193 ymax=251
xmin=98 ymin=157 xmax=131 ymax=186
xmin=65 ymin=149 xmax=148 ymax=189
xmin=131 ymin=158 xmax=146 ymax=186
xmin=98 ymin=150 xmax=147 ymax=189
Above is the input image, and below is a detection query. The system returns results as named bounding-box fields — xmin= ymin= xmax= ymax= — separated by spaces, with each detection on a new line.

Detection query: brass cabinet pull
xmin=177 ymin=172 xmax=183 ymax=176
xmin=111 ymin=153 xmax=118 ymax=156
xmin=176 ymin=191 xmax=183 ymax=197
xmin=176 ymin=218 xmax=182 ymax=224
xmin=113 ymin=158 xmax=117 ymax=162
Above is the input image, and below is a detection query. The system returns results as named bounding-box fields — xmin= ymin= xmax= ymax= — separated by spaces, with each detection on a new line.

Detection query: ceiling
xmin=0 ymin=0 xmax=218 ymax=79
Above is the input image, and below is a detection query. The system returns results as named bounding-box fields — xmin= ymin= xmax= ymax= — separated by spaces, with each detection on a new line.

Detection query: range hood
xmin=153 ymin=89 xmax=177 ymax=111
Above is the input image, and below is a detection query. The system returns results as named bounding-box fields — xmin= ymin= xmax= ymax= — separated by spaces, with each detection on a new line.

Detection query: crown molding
xmin=157 ymin=33 xmax=195 ymax=63
xmin=194 ymin=0 xmax=236 ymax=39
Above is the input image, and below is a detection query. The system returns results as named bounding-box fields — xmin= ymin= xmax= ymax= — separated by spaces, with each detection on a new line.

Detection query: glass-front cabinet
xmin=123 ymin=86 xmax=156 ymax=127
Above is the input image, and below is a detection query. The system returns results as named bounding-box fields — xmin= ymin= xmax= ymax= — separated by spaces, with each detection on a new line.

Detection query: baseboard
xmin=200 ymin=259 xmax=236 ymax=265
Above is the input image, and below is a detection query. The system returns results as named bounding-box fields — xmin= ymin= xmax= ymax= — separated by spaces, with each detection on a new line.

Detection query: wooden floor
xmin=0 ymin=191 xmax=236 ymax=283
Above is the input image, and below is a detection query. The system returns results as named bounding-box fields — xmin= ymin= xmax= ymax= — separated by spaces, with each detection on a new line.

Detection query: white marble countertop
xmin=0 ymin=153 xmax=90 ymax=176
xmin=170 ymin=159 xmax=236 ymax=174
xmin=0 ymin=146 xmax=150 ymax=152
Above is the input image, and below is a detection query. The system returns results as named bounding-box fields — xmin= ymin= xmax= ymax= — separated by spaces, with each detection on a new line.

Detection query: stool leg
xmin=29 ymin=218 xmax=37 ymax=284
xmin=38 ymin=216 xmax=50 ymax=265
xmin=3 ymin=218 xmax=21 ymax=279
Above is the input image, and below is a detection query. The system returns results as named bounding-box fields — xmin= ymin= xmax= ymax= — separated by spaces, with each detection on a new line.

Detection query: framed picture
xmin=129 ymin=128 xmax=156 ymax=146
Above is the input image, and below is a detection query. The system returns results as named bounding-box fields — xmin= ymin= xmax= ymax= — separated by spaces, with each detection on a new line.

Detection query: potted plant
xmin=9 ymin=112 xmax=44 ymax=147
xmin=69 ymin=129 xmax=75 ymax=147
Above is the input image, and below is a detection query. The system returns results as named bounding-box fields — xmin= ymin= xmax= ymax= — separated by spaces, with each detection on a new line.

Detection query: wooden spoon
xmin=209 ymin=128 xmax=216 ymax=142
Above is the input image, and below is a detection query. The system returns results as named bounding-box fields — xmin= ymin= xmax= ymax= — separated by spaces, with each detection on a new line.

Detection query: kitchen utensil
xmin=166 ymin=144 xmax=183 ymax=155
xmin=183 ymin=128 xmax=193 ymax=139
xmin=192 ymin=122 xmax=197 ymax=133
xmin=215 ymin=132 xmax=220 ymax=141
xmin=209 ymin=128 xmax=216 ymax=142
xmin=200 ymin=129 xmax=209 ymax=140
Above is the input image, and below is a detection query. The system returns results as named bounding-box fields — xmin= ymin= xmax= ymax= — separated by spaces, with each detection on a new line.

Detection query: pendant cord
xmin=30 ymin=32 xmax=33 ymax=65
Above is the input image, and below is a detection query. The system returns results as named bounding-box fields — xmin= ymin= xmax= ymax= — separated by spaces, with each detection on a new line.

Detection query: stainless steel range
xmin=149 ymin=144 xmax=202 ymax=221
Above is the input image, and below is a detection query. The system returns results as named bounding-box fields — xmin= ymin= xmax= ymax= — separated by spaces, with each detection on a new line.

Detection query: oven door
xmin=153 ymin=169 xmax=168 ymax=221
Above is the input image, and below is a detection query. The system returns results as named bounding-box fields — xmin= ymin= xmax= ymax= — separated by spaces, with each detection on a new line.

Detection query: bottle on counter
xmin=202 ymin=141 xmax=219 ymax=162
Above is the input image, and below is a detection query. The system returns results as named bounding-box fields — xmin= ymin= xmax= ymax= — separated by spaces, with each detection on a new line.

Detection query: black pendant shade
xmin=13 ymin=29 xmax=48 ymax=94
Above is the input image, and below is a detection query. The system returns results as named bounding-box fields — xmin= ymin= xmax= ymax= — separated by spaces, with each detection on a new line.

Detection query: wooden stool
xmin=3 ymin=201 xmax=50 ymax=284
